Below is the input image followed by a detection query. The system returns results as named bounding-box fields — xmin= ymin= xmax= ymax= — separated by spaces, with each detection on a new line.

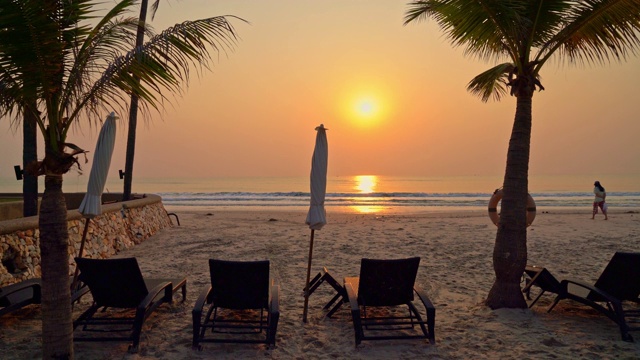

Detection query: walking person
xmin=592 ymin=181 xmax=608 ymax=220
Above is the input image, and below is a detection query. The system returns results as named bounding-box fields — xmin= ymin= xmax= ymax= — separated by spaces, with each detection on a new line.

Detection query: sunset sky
xmin=1 ymin=0 xmax=639 ymax=183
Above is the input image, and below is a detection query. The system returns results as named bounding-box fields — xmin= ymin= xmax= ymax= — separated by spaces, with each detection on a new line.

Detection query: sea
xmin=2 ymin=174 xmax=639 ymax=214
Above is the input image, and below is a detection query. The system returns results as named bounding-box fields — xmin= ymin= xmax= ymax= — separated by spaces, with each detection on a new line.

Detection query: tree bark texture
xmin=485 ymin=94 xmax=532 ymax=309
xmin=39 ymin=175 xmax=73 ymax=359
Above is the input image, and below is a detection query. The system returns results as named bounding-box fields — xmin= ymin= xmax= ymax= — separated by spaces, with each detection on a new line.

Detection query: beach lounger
xmin=522 ymin=265 xmax=563 ymax=308
xmin=73 ymin=257 xmax=187 ymax=353
xmin=548 ymin=252 xmax=640 ymax=342
xmin=304 ymin=267 xmax=347 ymax=317
xmin=0 ymin=278 xmax=41 ymax=317
xmin=344 ymin=257 xmax=435 ymax=346
xmin=192 ymin=259 xmax=280 ymax=349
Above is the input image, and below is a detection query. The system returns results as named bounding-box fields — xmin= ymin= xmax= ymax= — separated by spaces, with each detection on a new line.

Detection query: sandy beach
xmin=2 ymin=208 xmax=640 ymax=359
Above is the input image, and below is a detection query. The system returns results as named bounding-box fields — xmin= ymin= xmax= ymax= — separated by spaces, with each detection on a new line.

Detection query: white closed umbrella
xmin=303 ymin=124 xmax=328 ymax=322
xmin=78 ymin=112 xmax=117 ymax=218
xmin=72 ymin=112 xmax=117 ymax=290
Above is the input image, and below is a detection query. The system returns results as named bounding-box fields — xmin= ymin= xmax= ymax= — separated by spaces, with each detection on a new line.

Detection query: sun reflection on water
xmin=354 ymin=175 xmax=377 ymax=194
xmin=352 ymin=175 xmax=382 ymax=214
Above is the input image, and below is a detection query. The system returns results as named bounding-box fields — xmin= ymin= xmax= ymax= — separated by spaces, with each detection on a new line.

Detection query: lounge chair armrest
xmin=71 ymin=283 xmax=90 ymax=303
xmin=414 ymin=284 xmax=436 ymax=344
xmin=192 ymin=286 xmax=213 ymax=348
xmin=270 ymin=281 xmax=280 ymax=315
xmin=560 ymin=279 xmax=620 ymax=304
xmin=268 ymin=282 xmax=281 ymax=346
xmin=193 ymin=286 xmax=213 ymax=314
xmin=0 ymin=279 xmax=41 ymax=303
xmin=139 ymin=281 xmax=173 ymax=312
xmin=344 ymin=281 xmax=359 ymax=312
xmin=414 ymin=285 xmax=436 ymax=311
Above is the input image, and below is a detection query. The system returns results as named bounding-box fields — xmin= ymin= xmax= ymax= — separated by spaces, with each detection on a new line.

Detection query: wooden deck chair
xmin=304 ymin=267 xmax=347 ymax=317
xmin=344 ymin=257 xmax=435 ymax=346
xmin=73 ymin=257 xmax=187 ymax=353
xmin=0 ymin=278 xmax=41 ymax=317
xmin=192 ymin=259 xmax=280 ymax=350
xmin=522 ymin=265 xmax=563 ymax=308
xmin=548 ymin=252 xmax=640 ymax=342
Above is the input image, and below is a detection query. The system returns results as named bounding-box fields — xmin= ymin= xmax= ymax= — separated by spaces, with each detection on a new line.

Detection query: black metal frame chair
xmin=0 ymin=278 xmax=41 ymax=317
xmin=192 ymin=259 xmax=280 ymax=349
xmin=73 ymin=257 xmax=187 ymax=353
xmin=548 ymin=252 xmax=640 ymax=342
xmin=344 ymin=257 xmax=435 ymax=346
xmin=522 ymin=265 xmax=563 ymax=308
xmin=304 ymin=267 xmax=346 ymax=317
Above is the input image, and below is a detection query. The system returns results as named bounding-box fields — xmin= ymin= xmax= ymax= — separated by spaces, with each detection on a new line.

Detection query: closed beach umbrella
xmin=72 ymin=113 xmax=116 ymax=290
xmin=303 ymin=124 xmax=328 ymax=322
xmin=78 ymin=112 xmax=117 ymax=218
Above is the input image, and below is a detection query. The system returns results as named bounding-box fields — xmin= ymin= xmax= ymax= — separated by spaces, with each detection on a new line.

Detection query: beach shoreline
xmin=2 ymin=209 xmax=639 ymax=359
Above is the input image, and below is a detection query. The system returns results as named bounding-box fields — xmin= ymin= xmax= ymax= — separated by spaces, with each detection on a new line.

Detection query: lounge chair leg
xmin=529 ymin=291 xmax=545 ymax=308
xmin=547 ymin=296 xmax=561 ymax=313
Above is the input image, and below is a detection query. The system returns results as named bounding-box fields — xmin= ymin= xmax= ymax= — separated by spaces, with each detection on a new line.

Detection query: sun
xmin=356 ymin=98 xmax=376 ymax=118
xmin=336 ymin=84 xmax=392 ymax=128
xmin=350 ymin=96 xmax=382 ymax=127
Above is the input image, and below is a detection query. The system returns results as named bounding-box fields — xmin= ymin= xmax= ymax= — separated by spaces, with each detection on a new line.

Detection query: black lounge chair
xmin=73 ymin=257 xmax=187 ymax=353
xmin=304 ymin=267 xmax=347 ymax=317
xmin=548 ymin=252 xmax=640 ymax=342
xmin=0 ymin=278 xmax=41 ymax=317
xmin=0 ymin=276 xmax=91 ymax=319
xmin=344 ymin=257 xmax=435 ymax=346
xmin=522 ymin=265 xmax=563 ymax=308
xmin=192 ymin=259 xmax=280 ymax=349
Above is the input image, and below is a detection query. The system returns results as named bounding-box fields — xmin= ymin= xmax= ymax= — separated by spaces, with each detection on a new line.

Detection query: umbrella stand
xmin=71 ymin=218 xmax=91 ymax=292
xmin=302 ymin=229 xmax=316 ymax=323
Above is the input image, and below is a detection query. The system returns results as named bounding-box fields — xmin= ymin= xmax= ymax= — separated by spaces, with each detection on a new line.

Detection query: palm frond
xmin=466 ymin=62 xmax=514 ymax=102
xmin=62 ymin=2 xmax=141 ymax=124
xmin=540 ymin=0 xmax=640 ymax=66
xmin=68 ymin=15 xmax=244 ymax=125
xmin=151 ymin=0 xmax=160 ymax=21
xmin=404 ymin=0 xmax=528 ymax=64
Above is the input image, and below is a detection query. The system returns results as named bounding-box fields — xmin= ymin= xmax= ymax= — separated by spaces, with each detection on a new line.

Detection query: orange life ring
xmin=488 ymin=189 xmax=536 ymax=226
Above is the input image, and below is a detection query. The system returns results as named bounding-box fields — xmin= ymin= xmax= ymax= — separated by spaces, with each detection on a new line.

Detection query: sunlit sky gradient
xmin=1 ymin=0 xmax=639 ymax=182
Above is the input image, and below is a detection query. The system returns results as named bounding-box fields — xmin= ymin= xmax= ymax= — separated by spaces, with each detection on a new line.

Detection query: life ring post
xmin=487 ymin=189 xmax=536 ymax=227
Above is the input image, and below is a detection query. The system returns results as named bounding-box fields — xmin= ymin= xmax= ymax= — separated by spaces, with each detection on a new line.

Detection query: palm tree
xmin=22 ymin=106 xmax=38 ymax=217
xmin=0 ymin=0 xmax=242 ymax=357
xmin=122 ymin=0 xmax=160 ymax=201
xmin=404 ymin=0 xmax=640 ymax=309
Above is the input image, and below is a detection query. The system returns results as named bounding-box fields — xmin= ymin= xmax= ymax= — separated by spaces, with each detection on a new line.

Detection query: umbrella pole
xmin=302 ymin=229 xmax=315 ymax=323
xmin=71 ymin=218 xmax=90 ymax=292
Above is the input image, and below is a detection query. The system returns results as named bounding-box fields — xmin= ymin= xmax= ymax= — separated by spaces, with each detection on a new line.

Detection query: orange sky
xmin=1 ymin=0 xmax=639 ymax=181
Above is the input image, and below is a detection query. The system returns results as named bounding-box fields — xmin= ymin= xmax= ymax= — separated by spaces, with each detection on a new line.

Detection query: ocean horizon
xmin=1 ymin=174 xmax=639 ymax=214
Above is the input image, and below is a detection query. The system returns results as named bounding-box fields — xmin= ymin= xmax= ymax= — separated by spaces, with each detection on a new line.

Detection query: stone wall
xmin=0 ymin=194 xmax=173 ymax=286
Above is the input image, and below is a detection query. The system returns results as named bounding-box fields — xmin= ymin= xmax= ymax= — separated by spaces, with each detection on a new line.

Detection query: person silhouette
xmin=592 ymin=181 xmax=608 ymax=220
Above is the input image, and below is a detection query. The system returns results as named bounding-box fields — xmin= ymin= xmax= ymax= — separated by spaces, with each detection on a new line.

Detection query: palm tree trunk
xmin=123 ymin=0 xmax=149 ymax=201
xmin=23 ymin=105 xmax=39 ymax=217
xmin=485 ymin=94 xmax=532 ymax=309
xmin=39 ymin=174 xmax=73 ymax=359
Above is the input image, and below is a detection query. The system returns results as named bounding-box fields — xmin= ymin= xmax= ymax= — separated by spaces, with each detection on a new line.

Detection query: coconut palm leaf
xmin=466 ymin=63 xmax=514 ymax=102
xmin=68 ymin=15 xmax=241 ymax=131
xmin=540 ymin=0 xmax=640 ymax=66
